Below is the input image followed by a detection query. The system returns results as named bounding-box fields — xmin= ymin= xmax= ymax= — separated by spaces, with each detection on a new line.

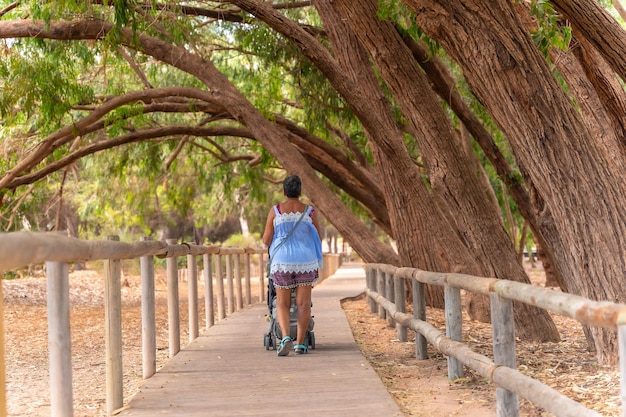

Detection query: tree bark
xmin=406 ymin=0 xmax=626 ymax=363
xmin=569 ymin=34 xmax=626 ymax=146
xmin=550 ymin=0 xmax=626 ymax=81
xmin=333 ymin=0 xmax=559 ymax=342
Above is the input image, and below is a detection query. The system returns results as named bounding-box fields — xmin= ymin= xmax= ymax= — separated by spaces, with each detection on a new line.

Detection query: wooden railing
xmin=0 ymin=231 xmax=339 ymax=417
xmin=364 ymin=263 xmax=626 ymax=417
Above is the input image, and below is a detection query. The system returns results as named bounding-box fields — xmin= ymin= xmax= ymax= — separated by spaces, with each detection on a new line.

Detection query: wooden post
xmin=385 ymin=272 xmax=395 ymax=328
xmin=166 ymin=238 xmax=180 ymax=357
xmin=216 ymin=254 xmax=225 ymax=320
xmin=412 ymin=280 xmax=428 ymax=360
xmin=235 ymin=253 xmax=243 ymax=310
xmin=104 ymin=236 xmax=123 ymax=414
xmin=366 ymin=267 xmax=377 ymax=314
xmin=140 ymin=237 xmax=156 ymax=379
xmin=394 ymin=275 xmax=407 ymax=342
xmin=0 ymin=268 xmax=5 ymax=417
xmin=259 ymin=252 xmax=266 ymax=303
xmin=203 ymin=253 xmax=215 ymax=329
xmin=377 ymin=269 xmax=386 ymax=319
xmin=187 ymin=253 xmax=199 ymax=342
xmin=445 ymin=285 xmax=464 ymax=379
xmin=491 ymin=293 xmax=519 ymax=417
xmin=47 ymin=261 xmax=73 ymax=417
xmin=619 ymin=322 xmax=626 ymax=417
xmin=226 ymin=253 xmax=234 ymax=313
xmin=244 ymin=252 xmax=252 ymax=305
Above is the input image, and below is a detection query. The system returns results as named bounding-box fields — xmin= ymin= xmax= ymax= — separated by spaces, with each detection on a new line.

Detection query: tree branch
xmin=5 ymin=126 xmax=242 ymax=189
xmin=0 ymin=84 xmax=219 ymax=190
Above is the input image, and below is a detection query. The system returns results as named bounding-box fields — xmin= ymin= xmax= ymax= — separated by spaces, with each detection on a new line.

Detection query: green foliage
xmin=0 ymin=39 xmax=95 ymax=131
xmin=529 ymin=0 xmax=572 ymax=55
xmin=217 ymin=17 xmax=351 ymax=134
xmin=223 ymin=232 xmax=262 ymax=249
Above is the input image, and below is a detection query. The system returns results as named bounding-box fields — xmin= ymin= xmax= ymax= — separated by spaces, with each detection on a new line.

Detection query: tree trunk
xmin=550 ymin=0 xmax=626 ymax=81
xmin=407 ymin=0 xmax=626 ymax=363
xmin=568 ymin=34 xmax=626 ymax=146
xmin=398 ymin=26 xmax=567 ymax=296
xmin=313 ymin=0 xmax=462 ymax=307
xmin=333 ymin=0 xmax=559 ymax=342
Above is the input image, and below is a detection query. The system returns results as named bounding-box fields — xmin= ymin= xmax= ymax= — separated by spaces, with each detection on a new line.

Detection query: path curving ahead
xmin=117 ymin=263 xmax=404 ymax=416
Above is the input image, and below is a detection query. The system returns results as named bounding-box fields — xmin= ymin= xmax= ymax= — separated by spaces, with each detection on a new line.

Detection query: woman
xmin=262 ymin=175 xmax=323 ymax=356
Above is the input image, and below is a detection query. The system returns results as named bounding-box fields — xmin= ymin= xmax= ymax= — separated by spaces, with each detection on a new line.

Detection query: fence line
xmin=0 ymin=231 xmax=342 ymax=416
xmin=0 ymin=232 xmax=271 ymax=416
xmin=365 ymin=263 xmax=625 ymax=417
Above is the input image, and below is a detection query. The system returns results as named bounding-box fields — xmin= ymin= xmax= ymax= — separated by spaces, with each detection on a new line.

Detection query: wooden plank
xmin=187 ymin=253 xmax=199 ymax=341
xmin=226 ymin=253 xmax=234 ymax=314
xmin=412 ymin=279 xmax=428 ymax=360
xmin=244 ymin=253 xmax=252 ymax=305
xmin=203 ymin=253 xmax=215 ymax=329
xmin=166 ymin=239 xmax=180 ymax=357
xmin=104 ymin=236 xmax=123 ymax=415
xmin=490 ymin=293 xmax=519 ymax=417
xmin=445 ymin=285 xmax=463 ymax=379
xmin=365 ymin=266 xmax=377 ymax=313
xmin=376 ymin=269 xmax=385 ymax=319
xmin=140 ymin=238 xmax=156 ymax=379
xmin=47 ymin=261 xmax=73 ymax=417
xmin=619 ymin=322 xmax=626 ymax=417
xmin=394 ymin=275 xmax=407 ymax=342
xmin=494 ymin=279 xmax=626 ymax=330
xmin=117 ymin=265 xmax=403 ymax=417
xmin=216 ymin=255 xmax=225 ymax=320
xmin=235 ymin=253 xmax=243 ymax=310
xmin=258 ymin=252 xmax=266 ymax=303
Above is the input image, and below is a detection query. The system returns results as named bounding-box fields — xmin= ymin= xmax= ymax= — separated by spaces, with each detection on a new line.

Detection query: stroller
xmin=263 ymin=276 xmax=315 ymax=351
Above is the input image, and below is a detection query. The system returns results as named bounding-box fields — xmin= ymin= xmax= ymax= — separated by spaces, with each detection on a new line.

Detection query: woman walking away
xmin=262 ymin=175 xmax=323 ymax=356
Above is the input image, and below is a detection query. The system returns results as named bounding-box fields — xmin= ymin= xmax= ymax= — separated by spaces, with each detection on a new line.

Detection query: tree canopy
xmin=1 ymin=0 xmax=626 ymax=363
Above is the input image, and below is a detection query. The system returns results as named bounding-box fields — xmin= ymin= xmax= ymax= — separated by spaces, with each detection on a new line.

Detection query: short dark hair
xmin=283 ymin=175 xmax=302 ymax=198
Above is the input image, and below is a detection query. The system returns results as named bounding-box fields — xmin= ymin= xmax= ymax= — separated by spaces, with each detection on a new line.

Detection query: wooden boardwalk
xmin=118 ymin=263 xmax=404 ymax=416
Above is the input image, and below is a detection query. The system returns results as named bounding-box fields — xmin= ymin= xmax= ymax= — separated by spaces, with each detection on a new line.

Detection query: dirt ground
xmin=2 ymin=262 xmax=621 ymax=416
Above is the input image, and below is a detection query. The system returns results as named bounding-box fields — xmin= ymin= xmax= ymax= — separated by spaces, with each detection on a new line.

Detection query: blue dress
xmin=269 ymin=205 xmax=323 ymax=275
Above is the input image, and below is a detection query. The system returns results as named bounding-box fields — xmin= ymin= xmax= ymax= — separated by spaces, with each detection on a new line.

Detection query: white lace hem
xmin=271 ymin=260 xmax=320 ymax=274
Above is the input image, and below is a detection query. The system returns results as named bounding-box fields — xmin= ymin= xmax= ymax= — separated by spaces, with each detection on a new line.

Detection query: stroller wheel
xmin=264 ymin=333 xmax=271 ymax=350
xmin=308 ymin=331 xmax=315 ymax=350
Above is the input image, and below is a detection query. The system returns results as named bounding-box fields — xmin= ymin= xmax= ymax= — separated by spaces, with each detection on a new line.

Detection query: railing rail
xmin=365 ymin=263 xmax=626 ymax=417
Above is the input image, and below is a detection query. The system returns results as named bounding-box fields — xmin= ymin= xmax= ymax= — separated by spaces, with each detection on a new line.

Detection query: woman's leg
xmin=295 ymin=285 xmax=312 ymax=346
xmin=275 ymin=287 xmax=292 ymax=340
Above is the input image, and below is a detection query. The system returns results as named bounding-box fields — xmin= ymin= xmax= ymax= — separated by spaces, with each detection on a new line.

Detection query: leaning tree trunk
xmin=399 ymin=24 xmax=568 ymax=297
xmin=333 ymin=0 xmax=559 ymax=342
xmin=407 ymin=0 xmax=626 ymax=364
xmin=314 ymin=0 xmax=467 ymax=308
xmin=550 ymin=0 xmax=626 ymax=82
